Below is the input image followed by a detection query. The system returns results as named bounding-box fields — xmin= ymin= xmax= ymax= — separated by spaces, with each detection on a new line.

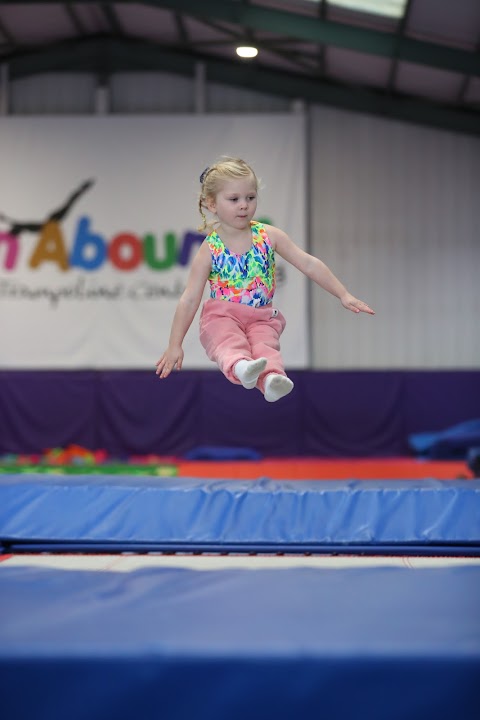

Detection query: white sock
xmin=264 ymin=373 xmax=294 ymax=402
xmin=234 ymin=357 xmax=267 ymax=389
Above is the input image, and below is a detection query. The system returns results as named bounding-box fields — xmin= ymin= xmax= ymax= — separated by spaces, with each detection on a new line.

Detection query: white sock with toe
xmin=264 ymin=373 xmax=294 ymax=402
xmin=234 ymin=358 xmax=268 ymax=389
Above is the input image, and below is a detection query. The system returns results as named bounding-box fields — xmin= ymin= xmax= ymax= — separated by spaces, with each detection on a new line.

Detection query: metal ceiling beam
xmin=5 ymin=0 xmax=479 ymax=76
xmin=63 ymin=4 xmax=87 ymax=35
xmin=457 ymin=33 xmax=480 ymax=105
xmin=5 ymin=36 xmax=479 ymax=137
xmin=387 ymin=0 xmax=413 ymax=92
xmin=193 ymin=15 xmax=243 ymax=45
xmin=100 ymin=3 xmax=124 ymax=35
xmin=317 ymin=0 xmax=327 ymax=76
xmin=174 ymin=12 xmax=189 ymax=47
xmin=0 ymin=15 xmax=17 ymax=48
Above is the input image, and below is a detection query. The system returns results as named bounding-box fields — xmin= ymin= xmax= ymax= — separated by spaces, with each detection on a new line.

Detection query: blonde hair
xmin=198 ymin=157 xmax=259 ymax=233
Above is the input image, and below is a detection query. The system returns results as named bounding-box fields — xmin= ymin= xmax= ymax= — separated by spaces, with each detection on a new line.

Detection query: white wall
xmin=309 ymin=105 xmax=480 ymax=368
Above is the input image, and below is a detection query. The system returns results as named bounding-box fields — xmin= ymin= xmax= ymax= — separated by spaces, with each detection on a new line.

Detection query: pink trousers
xmin=199 ymin=299 xmax=287 ymax=394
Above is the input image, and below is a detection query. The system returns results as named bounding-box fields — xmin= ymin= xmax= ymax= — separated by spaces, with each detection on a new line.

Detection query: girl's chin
xmin=220 ymin=218 xmax=251 ymax=229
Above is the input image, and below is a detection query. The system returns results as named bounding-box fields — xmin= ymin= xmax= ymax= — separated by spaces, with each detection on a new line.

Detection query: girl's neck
xmin=216 ymin=222 xmax=251 ymax=242
xmin=216 ymin=222 xmax=253 ymax=254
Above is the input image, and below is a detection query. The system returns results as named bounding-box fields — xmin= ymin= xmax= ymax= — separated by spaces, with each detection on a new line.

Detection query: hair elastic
xmin=199 ymin=167 xmax=210 ymax=184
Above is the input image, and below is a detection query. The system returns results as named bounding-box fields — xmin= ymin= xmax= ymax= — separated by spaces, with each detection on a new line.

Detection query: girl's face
xmin=206 ymin=176 xmax=257 ymax=231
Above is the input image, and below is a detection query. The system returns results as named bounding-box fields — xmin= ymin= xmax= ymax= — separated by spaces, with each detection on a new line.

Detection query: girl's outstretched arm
xmin=267 ymin=225 xmax=375 ymax=315
xmin=155 ymin=241 xmax=212 ymax=379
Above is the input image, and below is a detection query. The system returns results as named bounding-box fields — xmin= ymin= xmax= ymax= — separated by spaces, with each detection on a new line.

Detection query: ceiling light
xmin=236 ymin=46 xmax=258 ymax=59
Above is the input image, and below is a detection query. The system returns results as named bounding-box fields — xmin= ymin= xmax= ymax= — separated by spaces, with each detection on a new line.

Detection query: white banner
xmin=0 ymin=115 xmax=307 ymax=368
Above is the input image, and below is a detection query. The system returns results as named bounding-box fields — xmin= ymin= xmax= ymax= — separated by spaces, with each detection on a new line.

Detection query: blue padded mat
xmin=0 ymin=476 xmax=479 ymax=553
xmin=409 ymin=418 xmax=480 ymax=459
xmin=0 ymin=565 xmax=479 ymax=720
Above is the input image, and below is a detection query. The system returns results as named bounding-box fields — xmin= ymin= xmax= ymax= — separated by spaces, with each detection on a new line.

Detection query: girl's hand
xmin=155 ymin=346 xmax=184 ymax=379
xmin=340 ymin=292 xmax=375 ymax=315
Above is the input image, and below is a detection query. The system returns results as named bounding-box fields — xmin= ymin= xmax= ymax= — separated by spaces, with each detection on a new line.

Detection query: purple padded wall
xmin=0 ymin=370 xmax=479 ymax=457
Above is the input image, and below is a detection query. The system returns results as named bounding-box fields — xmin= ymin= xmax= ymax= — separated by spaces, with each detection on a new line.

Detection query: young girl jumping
xmin=156 ymin=157 xmax=374 ymax=402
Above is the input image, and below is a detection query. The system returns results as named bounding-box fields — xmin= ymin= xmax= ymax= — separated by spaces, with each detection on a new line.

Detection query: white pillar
xmin=0 ymin=64 xmax=9 ymax=115
xmin=194 ymin=62 xmax=206 ymax=114
xmin=94 ymin=78 xmax=110 ymax=115
xmin=291 ymin=98 xmax=306 ymax=114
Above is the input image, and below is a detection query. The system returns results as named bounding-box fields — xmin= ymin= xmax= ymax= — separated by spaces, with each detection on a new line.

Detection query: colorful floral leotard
xmin=205 ymin=221 xmax=275 ymax=307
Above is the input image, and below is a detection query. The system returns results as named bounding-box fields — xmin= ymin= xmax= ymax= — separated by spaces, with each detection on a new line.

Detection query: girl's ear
xmin=205 ymin=196 xmax=216 ymax=214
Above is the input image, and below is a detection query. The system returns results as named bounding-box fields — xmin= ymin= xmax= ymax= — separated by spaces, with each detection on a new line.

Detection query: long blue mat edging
xmin=1 ymin=566 xmax=480 ymax=720
xmin=1 ymin=476 xmax=479 ymax=552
